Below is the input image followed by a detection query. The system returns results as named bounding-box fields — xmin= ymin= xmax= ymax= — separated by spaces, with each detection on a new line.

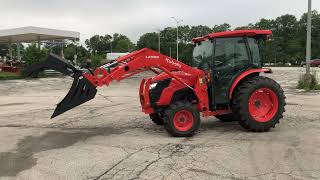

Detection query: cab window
xmin=192 ymin=40 xmax=213 ymax=71
xmin=247 ymin=37 xmax=261 ymax=67
xmin=214 ymin=37 xmax=249 ymax=70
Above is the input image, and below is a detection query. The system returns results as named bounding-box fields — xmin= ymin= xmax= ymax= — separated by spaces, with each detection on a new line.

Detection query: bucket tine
xmin=25 ymin=53 xmax=81 ymax=77
xmin=24 ymin=53 xmax=98 ymax=118
xmin=51 ymin=75 xmax=97 ymax=118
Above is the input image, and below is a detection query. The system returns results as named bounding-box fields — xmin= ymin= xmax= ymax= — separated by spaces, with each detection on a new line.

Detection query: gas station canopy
xmin=0 ymin=26 xmax=80 ymax=43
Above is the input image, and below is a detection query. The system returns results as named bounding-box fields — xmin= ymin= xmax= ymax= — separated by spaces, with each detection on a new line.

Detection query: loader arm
xmin=83 ymin=48 xmax=209 ymax=112
xmin=85 ymin=48 xmax=199 ymax=86
xmin=26 ymin=48 xmax=209 ymax=118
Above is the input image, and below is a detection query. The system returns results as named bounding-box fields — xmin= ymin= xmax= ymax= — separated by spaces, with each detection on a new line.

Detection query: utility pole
xmin=110 ymin=41 xmax=113 ymax=53
xmin=158 ymin=31 xmax=161 ymax=53
xmin=171 ymin=17 xmax=183 ymax=60
xmin=110 ymin=35 xmax=113 ymax=53
xmin=17 ymin=43 xmax=21 ymax=61
xmin=8 ymin=39 xmax=12 ymax=60
xmin=306 ymin=0 xmax=312 ymax=75
xmin=155 ymin=28 xmax=161 ymax=53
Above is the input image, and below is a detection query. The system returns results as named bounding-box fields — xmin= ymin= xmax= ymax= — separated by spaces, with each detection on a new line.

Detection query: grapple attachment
xmin=25 ymin=53 xmax=97 ymax=118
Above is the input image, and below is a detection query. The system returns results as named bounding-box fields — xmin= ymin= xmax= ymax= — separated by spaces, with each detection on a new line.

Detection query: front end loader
xmin=25 ymin=30 xmax=285 ymax=137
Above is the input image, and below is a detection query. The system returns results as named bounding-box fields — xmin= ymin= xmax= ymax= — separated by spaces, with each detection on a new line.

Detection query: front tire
xmin=164 ymin=101 xmax=200 ymax=137
xmin=232 ymin=76 xmax=286 ymax=132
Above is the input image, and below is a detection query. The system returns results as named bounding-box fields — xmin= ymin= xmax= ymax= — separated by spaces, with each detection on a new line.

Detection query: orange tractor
xmin=26 ymin=30 xmax=286 ymax=137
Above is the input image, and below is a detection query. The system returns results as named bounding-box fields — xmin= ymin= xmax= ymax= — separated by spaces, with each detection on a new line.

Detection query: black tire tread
xmin=232 ymin=76 xmax=286 ymax=132
xmin=163 ymin=101 xmax=200 ymax=137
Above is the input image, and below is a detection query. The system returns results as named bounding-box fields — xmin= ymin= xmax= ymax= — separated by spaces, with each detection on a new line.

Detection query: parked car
xmin=301 ymin=59 xmax=320 ymax=67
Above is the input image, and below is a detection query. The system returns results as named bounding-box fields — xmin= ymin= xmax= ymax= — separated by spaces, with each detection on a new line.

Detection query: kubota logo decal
xmin=166 ymin=58 xmax=181 ymax=68
xmin=146 ymin=56 xmax=159 ymax=59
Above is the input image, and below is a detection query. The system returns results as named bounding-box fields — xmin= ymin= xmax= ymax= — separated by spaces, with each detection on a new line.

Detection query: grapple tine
xmin=51 ymin=75 xmax=97 ymax=118
xmin=24 ymin=53 xmax=98 ymax=118
xmin=25 ymin=53 xmax=81 ymax=77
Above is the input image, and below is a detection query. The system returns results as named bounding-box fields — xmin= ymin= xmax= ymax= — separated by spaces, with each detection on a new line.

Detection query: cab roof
xmin=192 ymin=30 xmax=272 ymax=43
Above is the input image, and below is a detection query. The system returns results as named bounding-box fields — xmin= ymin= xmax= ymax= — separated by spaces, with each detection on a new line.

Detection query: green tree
xmin=212 ymin=23 xmax=231 ymax=32
xmin=63 ymin=43 xmax=77 ymax=60
xmin=23 ymin=44 xmax=48 ymax=66
xmin=75 ymin=45 xmax=91 ymax=64
xmin=136 ymin=32 xmax=159 ymax=51
xmin=235 ymin=23 xmax=255 ymax=30
xmin=298 ymin=10 xmax=320 ymax=60
xmin=85 ymin=34 xmax=112 ymax=54
xmin=112 ymin=33 xmax=135 ymax=52
xmin=188 ymin=25 xmax=212 ymax=42
xmin=91 ymin=54 xmax=104 ymax=68
xmin=254 ymin=18 xmax=275 ymax=30
xmin=158 ymin=27 xmax=177 ymax=58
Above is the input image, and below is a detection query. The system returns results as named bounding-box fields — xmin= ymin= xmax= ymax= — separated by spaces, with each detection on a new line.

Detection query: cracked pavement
xmin=0 ymin=67 xmax=319 ymax=180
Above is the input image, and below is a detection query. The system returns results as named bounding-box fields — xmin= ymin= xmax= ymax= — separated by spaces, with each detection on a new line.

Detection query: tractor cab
xmin=192 ymin=30 xmax=271 ymax=108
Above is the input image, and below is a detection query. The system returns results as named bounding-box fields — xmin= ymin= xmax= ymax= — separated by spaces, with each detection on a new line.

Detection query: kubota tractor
xmin=26 ymin=30 xmax=286 ymax=137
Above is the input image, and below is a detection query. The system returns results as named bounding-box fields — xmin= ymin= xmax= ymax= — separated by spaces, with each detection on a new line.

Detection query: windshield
xmin=192 ymin=40 xmax=213 ymax=70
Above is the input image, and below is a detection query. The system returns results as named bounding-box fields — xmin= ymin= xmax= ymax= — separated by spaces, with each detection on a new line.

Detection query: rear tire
xmin=149 ymin=113 xmax=164 ymax=125
xmin=164 ymin=101 xmax=200 ymax=137
xmin=214 ymin=114 xmax=238 ymax=122
xmin=232 ymin=76 xmax=286 ymax=132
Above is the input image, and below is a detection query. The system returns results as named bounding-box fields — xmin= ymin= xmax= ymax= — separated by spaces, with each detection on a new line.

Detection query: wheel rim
xmin=248 ymin=88 xmax=279 ymax=122
xmin=173 ymin=110 xmax=194 ymax=132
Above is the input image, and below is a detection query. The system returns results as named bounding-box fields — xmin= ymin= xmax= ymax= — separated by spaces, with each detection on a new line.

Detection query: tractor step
xmin=25 ymin=54 xmax=97 ymax=118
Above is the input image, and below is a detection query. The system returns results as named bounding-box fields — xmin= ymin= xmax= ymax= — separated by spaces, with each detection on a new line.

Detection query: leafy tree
xmin=85 ymin=34 xmax=135 ymax=54
xmin=158 ymin=27 xmax=177 ymax=58
xmin=212 ymin=23 xmax=231 ymax=32
xmin=85 ymin=34 xmax=112 ymax=54
xmin=235 ymin=23 xmax=255 ymax=30
xmin=23 ymin=44 xmax=48 ymax=66
xmin=112 ymin=33 xmax=135 ymax=52
xmin=298 ymin=10 xmax=320 ymax=60
xmin=188 ymin=25 xmax=212 ymax=42
xmin=178 ymin=43 xmax=194 ymax=65
xmin=75 ymin=45 xmax=91 ymax=64
xmin=137 ymin=32 xmax=159 ymax=51
xmin=91 ymin=54 xmax=104 ymax=68
xmin=254 ymin=18 xmax=275 ymax=30
xmin=63 ymin=43 xmax=77 ymax=60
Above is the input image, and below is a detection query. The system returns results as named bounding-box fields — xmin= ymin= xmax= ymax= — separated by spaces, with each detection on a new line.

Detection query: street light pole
xmin=158 ymin=31 xmax=161 ymax=53
xmin=110 ymin=35 xmax=113 ymax=53
xmin=155 ymin=28 xmax=161 ymax=53
xmin=306 ymin=0 xmax=312 ymax=75
xmin=171 ymin=17 xmax=183 ymax=60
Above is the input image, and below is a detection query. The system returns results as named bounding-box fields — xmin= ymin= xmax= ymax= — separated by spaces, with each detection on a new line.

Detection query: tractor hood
xmin=151 ymin=71 xmax=198 ymax=87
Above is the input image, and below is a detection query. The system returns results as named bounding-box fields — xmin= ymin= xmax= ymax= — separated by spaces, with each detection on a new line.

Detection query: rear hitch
xmin=25 ymin=53 xmax=97 ymax=118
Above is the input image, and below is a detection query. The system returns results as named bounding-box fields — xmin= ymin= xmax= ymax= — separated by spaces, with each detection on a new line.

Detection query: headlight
xmin=149 ymin=83 xmax=157 ymax=90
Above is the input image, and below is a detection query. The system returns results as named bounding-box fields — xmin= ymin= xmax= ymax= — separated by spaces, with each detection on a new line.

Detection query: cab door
xmin=212 ymin=37 xmax=251 ymax=105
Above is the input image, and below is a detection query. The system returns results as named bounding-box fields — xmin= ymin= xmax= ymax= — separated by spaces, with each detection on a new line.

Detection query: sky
xmin=1 ymin=0 xmax=319 ymax=44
